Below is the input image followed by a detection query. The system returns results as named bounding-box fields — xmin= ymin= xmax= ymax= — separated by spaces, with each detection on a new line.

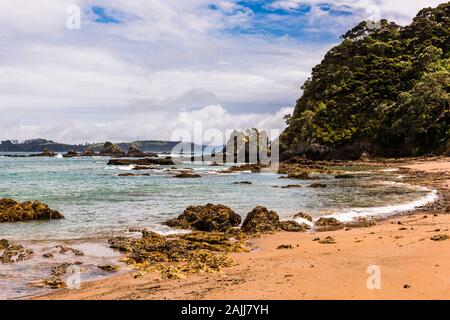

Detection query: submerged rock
xmin=335 ymin=174 xmax=354 ymax=179
xmin=118 ymin=173 xmax=150 ymax=177
xmin=98 ymin=264 xmax=120 ymax=272
xmin=107 ymin=158 xmax=174 ymax=166
xmin=241 ymin=206 xmax=280 ymax=234
xmin=0 ymin=198 xmax=64 ymax=223
xmin=280 ymin=184 xmax=302 ymax=189
xmin=0 ymin=242 xmax=33 ymax=264
xmin=173 ymin=172 xmax=201 ymax=178
xmin=43 ymin=276 xmax=67 ymax=289
xmin=308 ymin=183 xmax=328 ymax=188
xmin=164 ymin=204 xmax=241 ymax=232
xmin=232 ymin=181 xmax=252 ymax=185
xmin=315 ymin=217 xmax=344 ymax=229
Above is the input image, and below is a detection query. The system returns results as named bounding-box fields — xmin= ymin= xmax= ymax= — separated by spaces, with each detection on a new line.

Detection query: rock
xmin=43 ymin=276 xmax=67 ymax=289
xmin=275 ymin=184 xmax=303 ymax=189
xmin=346 ymin=218 xmax=377 ymax=228
xmin=319 ymin=236 xmax=336 ymax=244
xmin=335 ymin=174 xmax=354 ymax=179
xmin=98 ymin=264 xmax=120 ymax=272
xmin=277 ymin=244 xmax=293 ymax=249
xmin=0 ymin=239 xmax=9 ymax=250
xmin=41 ymin=148 xmax=55 ymax=157
xmin=100 ymin=142 xmax=124 ymax=157
xmin=42 ymin=253 xmax=54 ymax=258
xmin=430 ymin=234 xmax=449 ymax=241
xmin=55 ymin=245 xmax=84 ymax=256
xmin=0 ymin=198 xmax=64 ymax=223
xmin=222 ymin=163 xmax=268 ymax=173
xmin=109 ymin=230 xmax=242 ymax=277
xmin=279 ymin=220 xmax=309 ymax=232
xmin=233 ymin=181 xmax=252 ymax=185
xmin=360 ymin=151 xmax=370 ymax=161
xmin=315 ymin=217 xmax=344 ymax=229
xmin=118 ymin=173 xmax=150 ymax=177
xmin=132 ymin=166 xmax=154 ymax=170
xmin=293 ymin=212 xmax=313 ymax=222
xmin=1 ymin=243 xmax=33 ymax=264
xmin=308 ymin=183 xmax=328 ymax=188
xmin=63 ymin=150 xmax=78 ymax=158
xmin=241 ymin=206 xmax=280 ymax=234
xmin=107 ymin=158 xmax=174 ymax=166
xmin=164 ymin=204 xmax=241 ymax=232
xmin=174 ymin=172 xmax=201 ymax=178
xmin=81 ymin=148 xmax=96 ymax=156
xmin=126 ymin=146 xmax=146 ymax=157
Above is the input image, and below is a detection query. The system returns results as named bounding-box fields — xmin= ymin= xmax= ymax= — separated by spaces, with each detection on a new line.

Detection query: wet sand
xmin=36 ymin=157 xmax=450 ymax=300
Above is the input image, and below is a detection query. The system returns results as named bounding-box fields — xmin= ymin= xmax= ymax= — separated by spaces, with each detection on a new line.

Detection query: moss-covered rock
xmin=241 ymin=206 xmax=281 ymax=234
xmin=0 ymin=198 xmax=64 ymax=223
xmin=109 ymin=230 xmax=244 ymax=279
xmin=315 ymin=217 xmax=344 ymax=229
xmin=279 ymin=220 xmax=309 ymax=232
xmin=164 ymin=204 xmax=241 ymax=232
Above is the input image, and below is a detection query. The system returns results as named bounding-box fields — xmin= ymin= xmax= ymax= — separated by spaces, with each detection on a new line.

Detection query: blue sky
xmin=0 ymin=0 xmax=447 ymax=143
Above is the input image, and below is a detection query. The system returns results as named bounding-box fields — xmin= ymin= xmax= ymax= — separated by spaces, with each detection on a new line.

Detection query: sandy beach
xmin=34 ymin=157 xmax=450 ymax=300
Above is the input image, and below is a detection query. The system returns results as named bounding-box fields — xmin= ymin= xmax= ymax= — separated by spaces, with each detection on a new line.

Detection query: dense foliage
xmin=280 ymin=2 xmax=450 ymax=159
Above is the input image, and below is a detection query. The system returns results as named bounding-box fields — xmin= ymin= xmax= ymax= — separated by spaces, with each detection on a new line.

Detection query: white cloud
xmin=0 ymin=0 xmax=447 ymax=143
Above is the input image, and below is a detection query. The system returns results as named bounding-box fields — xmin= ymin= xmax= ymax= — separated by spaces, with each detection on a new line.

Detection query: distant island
xmin=0 ymin=139 xmax=203 ymax=154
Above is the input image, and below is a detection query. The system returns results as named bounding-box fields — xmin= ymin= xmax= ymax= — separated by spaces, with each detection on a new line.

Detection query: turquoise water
xmin=0 ymin=154 xmax=434 ymax=241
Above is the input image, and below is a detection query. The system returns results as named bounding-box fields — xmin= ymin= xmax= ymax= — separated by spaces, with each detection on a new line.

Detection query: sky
xmin=0 ymin=0 xmax=447 ymax=144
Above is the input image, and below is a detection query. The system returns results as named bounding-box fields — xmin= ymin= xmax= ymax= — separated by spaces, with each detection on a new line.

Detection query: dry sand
xmin=36 ymin=158 xmax=450 ymax=300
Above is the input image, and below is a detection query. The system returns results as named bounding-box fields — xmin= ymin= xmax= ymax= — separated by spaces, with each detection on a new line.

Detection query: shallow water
xmin=0 ymin=154 xmax=435 ymax=241
xmin=0 ymin=154 xmax=438 ymax=299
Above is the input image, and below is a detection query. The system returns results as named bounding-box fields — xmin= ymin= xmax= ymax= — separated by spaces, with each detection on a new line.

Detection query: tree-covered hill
xmin=280 ymin=2 xmax=449 ymax=160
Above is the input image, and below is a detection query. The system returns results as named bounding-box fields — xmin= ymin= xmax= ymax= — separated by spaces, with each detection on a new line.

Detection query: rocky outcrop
xmin=293 ymin=212 xmax=313 ymax=222
xmin=107 ymin=157 xmax=174 ymax=166
xmin=241 ymin=206 xmax=280 ymax=234
xmin=126 ymin=146 xmax=146 ymax=157
xmin=81 ymin=148 xmax=96 ymax=156
xmin=0 ymin=241 xmax=33 ymax=264
xmin=165 ymin=204 xmax=241 ymax=232
xmin=100 ymin=142 xmax=124 ymax=157
xmin=0 ymin=198 xmax=64 ymax=223
xmin=279 ymin=220 xmax=310 ymax=232
xmin=315 ymin=217 xmax=344 ymax=229
xmin=109 ymin=230 xmax=243 ymax=279
xmin=63 ymin=150 xmax=78 ymax=158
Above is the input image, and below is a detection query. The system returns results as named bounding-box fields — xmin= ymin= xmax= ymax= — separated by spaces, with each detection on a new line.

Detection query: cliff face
xmin=280 ymin=2 xmax=450 ymax=160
